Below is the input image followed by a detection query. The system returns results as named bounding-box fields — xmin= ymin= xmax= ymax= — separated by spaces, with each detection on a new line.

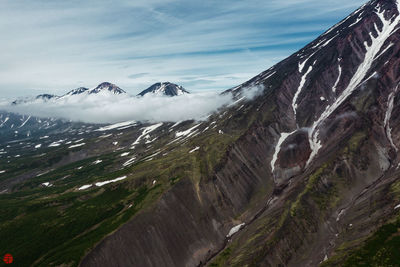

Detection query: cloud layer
xmin=1 ymin=91 xmax=237 ymax=123
xmin=0 ymin=0 xmax=366 ymax=97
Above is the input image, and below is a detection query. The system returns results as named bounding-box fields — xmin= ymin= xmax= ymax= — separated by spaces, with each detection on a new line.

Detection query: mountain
xmin=11 ymin=94 xmax=58 ymax=105
xmin=2 ymin=0 xmax=400 ymax=266
xmin=63 ymin=87 xmax=89 ymax=96
xmin=10 ymin=83 xmax=125 ymax=105
xmin=88 ymin=82 xmax=126 ymax=95
xmin=138 ymin=82 xmax=189 ymax=96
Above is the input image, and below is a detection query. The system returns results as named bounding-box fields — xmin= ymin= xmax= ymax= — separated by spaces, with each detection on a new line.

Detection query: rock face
xmin=81 ymin=0 xmax=400 ymax=266
xmin=138 ymin=82 xmax=189 ymax=96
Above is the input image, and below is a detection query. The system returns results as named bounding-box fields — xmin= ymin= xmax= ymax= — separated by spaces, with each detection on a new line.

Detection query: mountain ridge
xmin=138 ymin=82 xmax=189 ymax=97
xmin=10 ymin=81 xmax=189 ymax=105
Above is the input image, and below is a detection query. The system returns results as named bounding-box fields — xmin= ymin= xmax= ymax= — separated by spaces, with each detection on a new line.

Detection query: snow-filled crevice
xmin=332 ymin=59 xmax=342 ymax=93
xmin=131 ymin=123 xmax=163 ymax=149
xmin=385 ymin=84 xmax=399 ymax=152
xmin=270 ymin=131 xmax=296 ymax=173
xmin=293 ymin=65 xmax=313 ymax=121
xmin=298 ymin=52 xmax=316 ymax=73
xmin=19 ymin=115 xmax=31 ymax=128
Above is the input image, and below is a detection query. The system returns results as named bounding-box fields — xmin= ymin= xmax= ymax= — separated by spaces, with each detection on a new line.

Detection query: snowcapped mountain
xmin=88 ymin=82 xmax=126 ymax=95
xmin=138 ymin=82 xmax=189 ymax=96
xmin=11 ymin=82 xmax=126 ymax=105
xmin=11 ymin=94 xmax=58 ymax=105
xmin=64 ymin=87 xmax=89 ymax=96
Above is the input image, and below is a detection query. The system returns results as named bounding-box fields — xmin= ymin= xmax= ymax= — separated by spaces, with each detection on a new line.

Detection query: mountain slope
xmin=138 ymin=82 xmax=189 ymax=96
xmin=81 ymin=0 xmax=400 ymax=266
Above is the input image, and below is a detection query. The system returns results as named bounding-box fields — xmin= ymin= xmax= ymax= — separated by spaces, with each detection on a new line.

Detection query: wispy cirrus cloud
xmin=0 ymin=0 xmax=366 ymax=97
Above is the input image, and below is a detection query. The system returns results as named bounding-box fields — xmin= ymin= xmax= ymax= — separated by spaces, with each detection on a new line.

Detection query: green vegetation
xmin=290 ymin=164 xmax=328 ymax=217
xmin=322 ymin=218 xmax=400 ymax=267
xmin=390 ymin=179 xmax=400 ymax=201
xmin=0 ymin=115 xmax=248 ymax=266
xmin=209 ymin=247 xmax=232 ymax=267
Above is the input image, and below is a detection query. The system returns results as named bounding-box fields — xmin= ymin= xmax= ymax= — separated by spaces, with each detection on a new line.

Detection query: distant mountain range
xmin=11 ymin=82 xmax=189 ymax=105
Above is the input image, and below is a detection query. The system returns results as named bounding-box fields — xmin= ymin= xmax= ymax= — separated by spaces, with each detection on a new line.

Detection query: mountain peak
xmin=35 ymin=94 xmax=57 ymax=100
xmin=89 ymin=82 xmax=126 ymax=95
xmin=64 ymin=87 xmax=89 ymax=96
xmin=138 ymin=82 xmax=189 ymax=97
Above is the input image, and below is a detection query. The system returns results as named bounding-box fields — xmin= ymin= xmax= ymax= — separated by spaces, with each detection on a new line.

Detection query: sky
xmin=0 ymin=0 xmax=367 ymax=98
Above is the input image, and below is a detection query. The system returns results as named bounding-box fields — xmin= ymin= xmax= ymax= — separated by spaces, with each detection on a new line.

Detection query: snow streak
xmin=385 ymin=84 xmax=399 ymax=152
xmin=332 ymin=59 xmax=342 ymax=93
xmin=131 ymin=123 xmax=163 ymax=148
xmin=293 ymin=65 xmax=313 ymax=120
xmin=271 ymin=131 xmax=296 ymax=172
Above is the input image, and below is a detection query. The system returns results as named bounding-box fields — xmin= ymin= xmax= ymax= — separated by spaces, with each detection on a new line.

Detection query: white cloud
xmin=0 ymin=91 xmax=234 ymax=123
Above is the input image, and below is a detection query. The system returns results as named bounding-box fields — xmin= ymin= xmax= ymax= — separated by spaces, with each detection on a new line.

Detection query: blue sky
xmin=0 ymin=0 xmax=366 ymax=97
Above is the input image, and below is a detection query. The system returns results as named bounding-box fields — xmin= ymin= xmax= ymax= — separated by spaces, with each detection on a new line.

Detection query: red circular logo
xmin=3 ymin=254 xmax=13 ymax=264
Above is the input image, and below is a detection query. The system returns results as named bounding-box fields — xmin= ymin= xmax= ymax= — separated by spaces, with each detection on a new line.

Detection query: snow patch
xmin=176 ymin=124 xmax=200 ymax=138
xmin=78 ymin=184 xmax=92 ymax=190
xmin=68 ymin=143 xmax=85 ymax=149
xmin=189 ymin=147 xmax=200 ymax=153
xmin=332 ymin=63 xmax=342 ymax=93
xmin=298 ymin=52 xmax=316 ymax=73
xmin=19 ymin=116 xmax=31 ymax=128
xmin=169 ymin=121 xmax=182 ymax=131
xmin=48 ymin=142 xmax=61 ymax=147
xmin=132 ymin=123 xmax=163 ymax=147
xmin=96 ymin=120 xmax=137 ymax=131
xmin=293 ymin=65 xmax=313 ymax=119
xmin=123 ymin=157 xmax=136 ymax=167
xmin=385 ymin=88 xmax=398 ymax=152
xmin=95 ymin=175 xmax=127 ymax=187
xmin=271 ymin=131 xmax=296 ymax=173
xmin=0 ymin=117 xmax=9 ymax=127
xmin=227 ymin=223 xmax=245 ymax=238
xmin=336 ymin=209 xmax=345 ymax=222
